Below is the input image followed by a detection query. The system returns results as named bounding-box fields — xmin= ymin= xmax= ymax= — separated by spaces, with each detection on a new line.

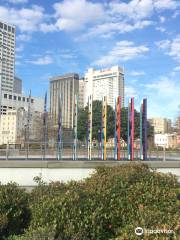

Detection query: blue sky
xmin=0 ymin=0 xmax=180 ymax=121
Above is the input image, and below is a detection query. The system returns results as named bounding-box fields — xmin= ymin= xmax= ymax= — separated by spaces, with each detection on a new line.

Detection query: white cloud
xmin=159 ymin=16 xmax=166 ymax=23
xmin=16 ymin=44 xmax=24 ymax=52
xmin=6 ymin=0 xmax=28 ymax=3
xmin=0 ymin=5 xmax=44 ymax=32
xmin=79 ymin=20 xmax=153 ymax=40
xmin=16 ymin=34 xmax=31 ymax=41
xmin=94 ymin=41 xmax=149 ymax=66
xmin=109 ymin=0 xmax=154 ymax=21
xmin=153 ymin=0 xmax=180 ymax=11
xmin=173 ymin=66 xmax=180 ymax=71
xmin=40 ymin=23 xmax=57 ymax=33
xmin=156 ymin=26 xmax=166 ymax=32
xmin=144 ymin=77 xmax=176 ymax=96
xmin=60 ymin=53 xmax=75 ymax=59
xmin=125 ymin=86 xmax=138 ymax=98
xmin=129 ymin=71 xmax=146 ymax=76
xmin=28 ymin=56 xmax=53 ymax=65
xmin=156 ymin=35 xmax=180 ymax=61
xmin=142 ymin=77 xmax=180 ymax=118
xmin=53 ymin=0 xmax=104 ymax=31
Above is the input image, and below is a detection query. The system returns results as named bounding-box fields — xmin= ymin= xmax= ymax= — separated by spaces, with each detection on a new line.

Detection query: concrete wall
xmin=0 ymin=161 xmax=179 ymax=187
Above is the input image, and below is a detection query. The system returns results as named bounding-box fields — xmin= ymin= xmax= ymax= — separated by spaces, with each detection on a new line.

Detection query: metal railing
xmin=0 ymin=142 xmax=179 ymax=161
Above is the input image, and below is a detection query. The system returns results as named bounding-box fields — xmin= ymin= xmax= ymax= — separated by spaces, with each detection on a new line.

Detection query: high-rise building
xmin=78 ymin=77 xmax=85 ymax=109
xmin=0 ymin=21 xmax=15 ymax=93
xmin=13 ymin=76 xmax=22 ymax=94
xmin=149 ymin=117 xmax=171 ymax=134
xmin=50 ymin=73 xmax=79 ymax=129
xmin=84 ymin=66 xmax=124 ymax=108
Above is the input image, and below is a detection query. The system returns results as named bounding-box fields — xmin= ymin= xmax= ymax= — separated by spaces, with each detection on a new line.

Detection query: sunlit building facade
xmin=84 ymin=66 xmax=124 ymax=108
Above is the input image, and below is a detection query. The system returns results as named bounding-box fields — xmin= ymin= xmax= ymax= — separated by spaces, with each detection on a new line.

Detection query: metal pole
xmin=73 ymin=95 xmax=78 ymax=160
xmin=117 ymin=96 xmax=121 ymax=160
xmin=57 ymin=94 xmax=62 ymax=160
xmin=131 ymin=98 xmax=134 ymax=160
xmin=104 ymin=96 xmax=107 ymax=160
xmin=102 ymin=96 xmax=107 ymax=160
xmin=140 ymin=101 xmax=143 ymax=160
xmin=43 ymin=92 xmax=48 ymax=160
xmin=128 ymin=99 xmax=130 ymax=160
xmin=88 ymin=95 xmax=92 ymax=160
xmin=101 ymin=99 xmax=103 ymax=160
xmin=163 ymin=145 xmax=166 ymax=161
xmin=6 ymin=141 xmax=9 ymax=160
xmin=143 ymin=98 xmax=147 ymax=160
xmin=26 ymin=90 xmax=31 ymax=160
xmin=114 ymin=98 xmax=117 ymax=160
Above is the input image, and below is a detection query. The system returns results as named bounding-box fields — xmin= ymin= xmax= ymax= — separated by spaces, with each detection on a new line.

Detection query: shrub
xmin=27 ymin=163 xmax=179 ymax=239
xmin=0 ymin=182 xmax=30 ymax=238
xmin=2 ymin=163 xmax=180 ymax=239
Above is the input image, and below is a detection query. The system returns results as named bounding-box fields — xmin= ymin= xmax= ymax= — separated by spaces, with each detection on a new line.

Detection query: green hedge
xmin=0 ymin=183 xmax=30 ymax=239
xmin=1 ymin=163 xmax=179 ymax=240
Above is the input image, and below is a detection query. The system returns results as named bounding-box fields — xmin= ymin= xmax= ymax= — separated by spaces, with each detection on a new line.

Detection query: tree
xmin=77 ymin=101 xmax=154 ymax=143
xmin=77 ymin=100 xmax=114 ymax=141
xmin=121 ymin=107 xmax=154 ymax=142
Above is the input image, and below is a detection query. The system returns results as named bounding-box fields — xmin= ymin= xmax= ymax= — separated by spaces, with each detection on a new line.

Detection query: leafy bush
xmin=0 ymin=182 xmax=30 ymax=238
xmin=26 ymin=163 xmax=179 ymax=239
xmin=2 ymin=163 xmax=180 ymax=240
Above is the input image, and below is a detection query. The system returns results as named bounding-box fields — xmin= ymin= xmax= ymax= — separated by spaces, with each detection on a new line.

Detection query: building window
xmin=31 ymin=99 xmax=34 ymax=103
xmin=23 ymin=97 xmax=25 ymax=102
xmin=9 ymin=95 xmax=12 ymax=99
xmin=18 ymin=96 xmax=21 ymax=101
xmin=4 ymin=94 xmax=7 ymax=98
xmin=14 ymin=96 xmax=17 ymax=100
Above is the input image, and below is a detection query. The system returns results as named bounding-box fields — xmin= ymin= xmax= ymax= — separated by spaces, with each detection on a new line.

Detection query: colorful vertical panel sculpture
xmin=140 ymin=98 xmax=147 ymax=160
xmin=26 ymin=90 xmax=31 ymax=159
xmin=43 ymin=91 xmax=48 ymax=159
xmin=73 ymin=95 xmax=78 ymax=160
xmin=88 ymin=95 xmax=92 ymax=160
xmin=117 ymin=96 xmax=121 ymax=160
xmin=101 ymin=96 xmax=107 ymax=160
xmin=114 ymin=98 xmax=117 ymax=160
xmin=140 ymin=101 xmax=143 ymax=159
xmin=57 ymin=94 xmax=62 ymax=160
xmin=128 ymin=97 xmax=134 ymax=160
xmin=114 ymin=96 xmax=121 ymax=160
xmin=27 ymin=89 xmax=31 ymax=142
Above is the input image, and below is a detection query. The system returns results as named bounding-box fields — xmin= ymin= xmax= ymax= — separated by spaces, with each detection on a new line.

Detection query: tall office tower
xmin=84 ymin=66 xmax=124 ymax=108
xmin=78 ymin=77 xmax=85 ymax=109
xmin=0 ymin=21 xmax=15 ymax=93
xmin=50 ymin=73 xmax=79 ymax=129
xmin=13 ymin=76 xmax=22 ymax=94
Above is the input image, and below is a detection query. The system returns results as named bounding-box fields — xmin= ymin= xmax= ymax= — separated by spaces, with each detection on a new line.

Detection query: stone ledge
xmin=0 ymin=160 xmax=180 ymax=168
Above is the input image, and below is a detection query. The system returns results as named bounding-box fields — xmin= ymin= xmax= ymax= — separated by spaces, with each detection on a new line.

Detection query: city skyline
xmin=0 ymin=0 xmax=180 ymax=120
